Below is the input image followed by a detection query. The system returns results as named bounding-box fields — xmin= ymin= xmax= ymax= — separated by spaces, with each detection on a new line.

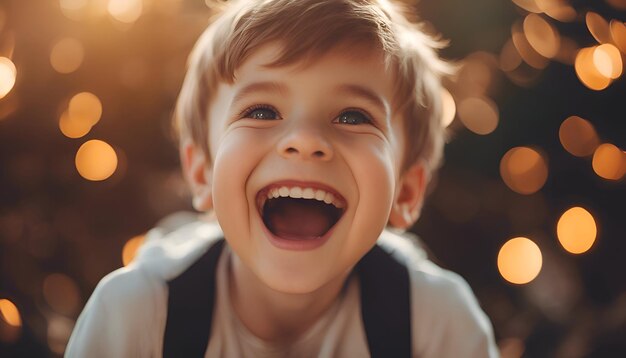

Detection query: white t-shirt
xmin=65 ymin=220 xmax=499 ymax=357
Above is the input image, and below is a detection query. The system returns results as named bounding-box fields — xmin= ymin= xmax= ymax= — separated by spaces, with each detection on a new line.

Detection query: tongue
xmin=265 ymin=198 xmax=333 ymax=240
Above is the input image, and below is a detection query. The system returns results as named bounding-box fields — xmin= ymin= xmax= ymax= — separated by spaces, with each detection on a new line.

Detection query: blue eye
xmin=241 ymin=105 xmax=279 ymax=120
xmin=336 ymin=110 xmax=372 ymax=125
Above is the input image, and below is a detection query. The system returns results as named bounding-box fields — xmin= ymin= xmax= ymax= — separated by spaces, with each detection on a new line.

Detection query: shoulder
xmin=377 ymin=230 xmax=499 ymax=358
xmin=66 ymin=219 xmax=225 ymax=357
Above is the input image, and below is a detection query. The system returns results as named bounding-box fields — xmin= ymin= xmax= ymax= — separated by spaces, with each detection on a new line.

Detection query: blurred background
xmin=0 ymin=0 xmax=624 ymax=356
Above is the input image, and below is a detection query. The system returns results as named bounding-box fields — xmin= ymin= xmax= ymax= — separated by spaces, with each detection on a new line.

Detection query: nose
xmin=277 ymin=124 xmax=334 ymax=161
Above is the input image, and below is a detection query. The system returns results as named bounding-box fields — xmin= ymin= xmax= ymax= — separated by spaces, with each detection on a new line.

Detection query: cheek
xmin=337 ymin=135 xmax=397 ymax=252
xmin=211 ymin=128 xmax=272 ymax=242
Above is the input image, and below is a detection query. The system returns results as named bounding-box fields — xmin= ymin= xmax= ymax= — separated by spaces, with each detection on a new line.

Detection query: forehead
xmin=231 ymin=43 xmax=396 ymax=99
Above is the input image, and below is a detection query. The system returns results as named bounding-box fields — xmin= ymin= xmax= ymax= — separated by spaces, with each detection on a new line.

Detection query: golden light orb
xmin=457 ymin=96 xmax=499 ymax=135
xmin=558 ymin=116 xmax=600 ymax=157
xmin=557 ymin=207 xmax=597 ymax=254
xmin=498 ymin=237 xmax=543 ymax=284
xmin=500 ymin=147 xmax=548 ymax=195
xmin=512 ymin=22 xmax=549 ymax=69
xmin=68 ymin=92 xmax=102 ymax=127
xmin=122 ymin=235 xmax=146 ymax=266
xmin=50 ymin=38 xmax=84 ymax=74
xmin=575 ymin=47 xmax=611 ymax=91
xmin=586 ymin=12 xmax=612 ymax=44
xmin=59 ymin=110 xmax=92 ymax=138
xmin=592 ymin=143 xmax=626 ymax=180
xmin=593 ymin=44 xmax=622 ymax=79
xmin=0 ymin=299 xmax=21 ymax=327
xmin=500 ymin=38 xmax=523 ymax=72
xmin=610 ymin=20 xmax=626 ymax=54
xmin=108 ymin=0 xmax=143 ymax=24
xmin=43 ymin=273 xmax=81 ymax=316
xmin=523 ymin=13 xmax=560 ymax=58
xmin=75 ymin=140 xmax=118 ymax=181
xmin=0 ymin=57 xmax=16 ymax=99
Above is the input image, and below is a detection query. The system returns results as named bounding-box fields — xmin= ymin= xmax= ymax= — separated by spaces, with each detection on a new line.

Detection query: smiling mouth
xmin=257 ymin=185 xmax=347 ymax=240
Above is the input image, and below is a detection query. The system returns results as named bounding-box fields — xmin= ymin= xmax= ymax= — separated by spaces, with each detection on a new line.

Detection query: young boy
xmin=66 ymin=0 xmax=498 ymax=356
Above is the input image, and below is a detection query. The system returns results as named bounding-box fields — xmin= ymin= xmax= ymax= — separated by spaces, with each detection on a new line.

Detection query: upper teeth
xmin=267 ymin=186 xmax=345 ymax=209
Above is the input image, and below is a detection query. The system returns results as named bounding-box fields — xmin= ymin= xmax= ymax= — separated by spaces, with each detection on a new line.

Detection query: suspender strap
xmin=163 ymin=239 xmax=225 ymax=358
xmin=163 ymin=239 xmax=411 ymax=357
xmin=357 ymin=245 xmax=412 ymax=358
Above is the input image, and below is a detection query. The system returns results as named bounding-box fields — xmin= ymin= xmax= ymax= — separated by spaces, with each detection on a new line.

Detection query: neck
xmin=228 ymin=253 xmax=350 ymax=344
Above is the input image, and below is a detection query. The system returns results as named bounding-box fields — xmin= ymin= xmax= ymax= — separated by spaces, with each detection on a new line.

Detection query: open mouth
xmin=257 ymin=184 xmax=347 ymax=241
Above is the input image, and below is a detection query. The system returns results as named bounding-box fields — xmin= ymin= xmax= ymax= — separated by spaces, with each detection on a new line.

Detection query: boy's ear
xmin=180 ymin=140 xmax=213 ymax=212
xmin=388 ymin=162 xmax=428 ymax=230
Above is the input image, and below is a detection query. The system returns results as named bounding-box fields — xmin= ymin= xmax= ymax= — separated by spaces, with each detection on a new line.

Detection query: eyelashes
xmin=239 ymin=104 xmax=281 ymax=120
xmin=238 ymin=104 xmax=376 ymax=126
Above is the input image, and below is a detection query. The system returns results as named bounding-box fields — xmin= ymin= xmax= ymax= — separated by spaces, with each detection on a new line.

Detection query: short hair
xmin=173 ymin=0 xmax=454 ymax=174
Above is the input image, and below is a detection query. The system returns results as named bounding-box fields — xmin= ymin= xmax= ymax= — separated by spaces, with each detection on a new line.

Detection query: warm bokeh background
xmin=1 ymin=0 xmax=625 ymax=356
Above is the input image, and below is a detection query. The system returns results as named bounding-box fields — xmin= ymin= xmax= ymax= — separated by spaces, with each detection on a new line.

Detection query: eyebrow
xmin=231 ymin=81 xmax=389 ymax=116
xmin=232 ymin=81 xmax=289 ymax=107
xmin=334 ymin=84 xmax=389 ymax=116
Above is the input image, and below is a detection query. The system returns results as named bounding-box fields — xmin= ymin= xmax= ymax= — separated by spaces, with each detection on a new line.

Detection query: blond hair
xmin=174 ymin=0 xmax=454 ymax=174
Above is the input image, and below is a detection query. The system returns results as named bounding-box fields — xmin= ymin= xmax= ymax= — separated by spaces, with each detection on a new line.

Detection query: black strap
xmin=163 ymin=239 xmax=411 ymax=357
xmin=163 ymin=239 xmax=225 ymax=358
xmin=357 ymin=245 xmax=412 ymax=358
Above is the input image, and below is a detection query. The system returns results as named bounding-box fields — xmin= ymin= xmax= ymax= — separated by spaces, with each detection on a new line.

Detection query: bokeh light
xmin=75 ymin=140 xmax=118 ymax=181
xmin=108 ymin=0 xmax=143 ymax=24
xmin=500 ymin=38 xmax=523 ymax=72
xmin=47 ymin=315 xmax=74 ymax=355
xmin=0 ymin=56 xmax=16 ymax=99
xmin=511 ymin=0 xmax=540 ymax=13
xmin=523 ymin=13 xmax=560 ymax=58
xmin=498 ymin=237 xmax=543 ymax=284
xmin=606 ymin=0 xmax=626 ymax=11
xmin=0 ymin=298 xmax=21 ymax=344
xmin=43 ymin=273 xmax=81 ymax=316
xmin=50 ymin=38 xmax=84 ymax=74
xmin=122 ymin=234 xmax=146 ymax=266
xmin=457 ymin=96 xmax=499 ymax=135
xmin=0 ymin=299 xmax=21 ymax=327
xmin=441 ymin=88 xmax=456 ymax=127
xmin=59 ymin=0 xmax=89 ymax=21
xmin=537 ymin=1 xmax=577 ymax=23
xmin=592 ymin=143 xmax=626 ymax=180
xmin=512 ymin=22 xmax=549 ymax=69
xmin=558 ymin=116 xmax=600 ymax=157
xmin=59 ymin=110 xmax=92 ymax=138
xmin=585 ymin=12 xmax=612 ymax=44
xmin=610 ymin=20 xmax=626 ymax=54
xmin=575 ymin=46 xmax=611 ymax=91
xmin=68 ymin=91 xmax=103 ymax=127
xmin=557 ymin=207 xmax=597 ymax=254
xmin=592 ymin=44 xmax=622 ymax=79
xmin=500 ymin=146 xmax=549 ymax=195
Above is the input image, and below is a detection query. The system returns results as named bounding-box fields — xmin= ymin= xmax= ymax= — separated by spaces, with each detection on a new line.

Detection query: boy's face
xmin=198 ymin=43 xmax=425 ymax=293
